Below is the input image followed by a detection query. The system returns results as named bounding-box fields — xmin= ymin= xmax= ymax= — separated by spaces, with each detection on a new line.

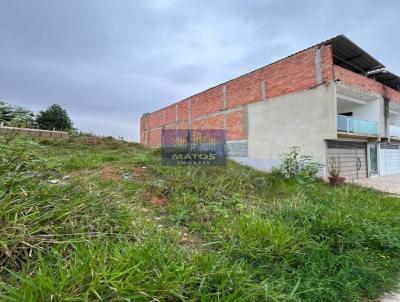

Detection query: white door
xmin=379 ymin=144 xmax=400 ymax=176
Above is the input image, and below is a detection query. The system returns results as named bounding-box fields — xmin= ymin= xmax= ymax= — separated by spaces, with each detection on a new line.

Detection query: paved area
xmin=381 ymin=293 xmax=400 ymax=302
xmin=353 ymin=175 xmax=400 ymax=196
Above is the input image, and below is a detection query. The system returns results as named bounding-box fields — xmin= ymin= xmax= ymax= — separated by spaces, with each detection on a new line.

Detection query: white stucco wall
xmin=390 ymin=105 xmax=400 ymax=126
xmin=247 ymin=83 xmax=337 ymax=170
xmin=337 ymin=98 xmax=381 ymax=123
xmin=390 ymin=112 xmax=400 ymax=138
xmin=350 ymin=99 xmax=381 ymax=122
xmin=390 ymin=114 xmax=400 ymax=125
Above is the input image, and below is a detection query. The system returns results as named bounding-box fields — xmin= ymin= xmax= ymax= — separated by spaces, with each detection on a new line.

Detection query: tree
xmin=36 ymin=104 xmax=73 ymax=131
xmin=10 ymin=106 xmax=35 ymax=127
xmin=0 ymin=101 xmax=35 ymax=127
xmin=0 ymin=101 xmax=14 ymax=123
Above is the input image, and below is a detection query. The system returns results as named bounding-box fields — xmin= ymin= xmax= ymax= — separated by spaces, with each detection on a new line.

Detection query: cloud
xmin=0 ymin=0 xmax=399 ymax=141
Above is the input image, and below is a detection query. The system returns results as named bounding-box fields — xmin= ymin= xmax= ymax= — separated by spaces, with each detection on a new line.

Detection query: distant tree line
xmin=0 ymin=101 xmax=73 ymax=131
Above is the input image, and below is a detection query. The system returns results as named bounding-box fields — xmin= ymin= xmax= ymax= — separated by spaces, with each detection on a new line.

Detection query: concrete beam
xmin=337 ymin=94 xmax=368 ymax=105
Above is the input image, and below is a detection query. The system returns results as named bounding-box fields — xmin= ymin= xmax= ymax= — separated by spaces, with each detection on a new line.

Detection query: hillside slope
xmin=1 ymin=135 xmax=400 ymax=301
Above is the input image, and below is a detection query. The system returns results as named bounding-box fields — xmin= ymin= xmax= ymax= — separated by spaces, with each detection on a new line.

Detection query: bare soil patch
xmin=100 ymin=166 xmax=121 ymax=180
xmin=131 ymin=167 xmax=148 ymax=181
xmin=150 ymin=195 xmax=168 ymax=205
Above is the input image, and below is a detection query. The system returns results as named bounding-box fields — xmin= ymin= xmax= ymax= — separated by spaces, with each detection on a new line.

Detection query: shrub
xmin=328 ymin=156 xmax=342 ymax=178
xmin=279 ymin=147 xmax=322 ymax=182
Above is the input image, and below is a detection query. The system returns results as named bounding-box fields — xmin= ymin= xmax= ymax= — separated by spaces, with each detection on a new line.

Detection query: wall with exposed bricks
xmin=140 ymin=44 xmax=335 ymax=150
xmin=334 ymin=65 xmax=400 ymax=103
xmin=386 ymin=86 xmax=400 ymax=103
xmin=141 ymin=44 xmax=400 ymax=151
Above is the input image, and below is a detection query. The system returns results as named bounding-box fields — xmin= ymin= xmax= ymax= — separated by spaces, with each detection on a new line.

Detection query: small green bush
xmin=279 ymin=147 xmax=323 ymax=190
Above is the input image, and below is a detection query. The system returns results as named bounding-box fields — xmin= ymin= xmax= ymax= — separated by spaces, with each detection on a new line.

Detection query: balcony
xmin=337 ymin=115 xmax=380 ymax=136
xmin=390 ymin=125 xmax=400 ymax=138
xmin=389 ymin=102 xmax=400 ymax=139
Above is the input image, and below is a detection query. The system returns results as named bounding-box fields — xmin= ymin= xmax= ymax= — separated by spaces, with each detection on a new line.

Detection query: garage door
xmin=379 ymin=144 xmax=400 ymax=176
xmin=326 ymin=141 xmax=368 ymax=180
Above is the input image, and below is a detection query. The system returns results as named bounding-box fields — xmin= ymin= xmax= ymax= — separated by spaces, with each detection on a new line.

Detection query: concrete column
xmin=223 ymin=112 xmax=227 ymax=129
xmin=315 ymin=48 xmax=322 ymax=85
xmin=261 ymin=81 xmax=267 ymax=101
xmin=175 ymin=104 xmax=178 ymax=124
xmin=188 ymin=98 xmax=192 ymax=127
xmin=145 ymin=115 xmax=148 ymax=146
xmin=223 ymin=85 xmax=227 ymax=129
xmin=384 ymin=98 xmax=390 ymax=140
xmin=222 ymin=85 xmax=227 ymax=109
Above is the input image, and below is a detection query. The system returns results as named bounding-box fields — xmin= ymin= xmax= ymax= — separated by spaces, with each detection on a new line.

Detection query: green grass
xmin=1 ymin=134 xmax=400 ymax=301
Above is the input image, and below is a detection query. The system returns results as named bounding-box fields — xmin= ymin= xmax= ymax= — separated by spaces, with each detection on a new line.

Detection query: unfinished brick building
xmin=140 ymin=35 xmax=400 ymax=179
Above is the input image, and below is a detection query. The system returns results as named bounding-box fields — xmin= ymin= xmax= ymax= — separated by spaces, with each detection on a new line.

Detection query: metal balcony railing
xmin=337 ymin=115 xmax=380 ymax=136
xmin=390 ymin=125 xmax=400 ymax=138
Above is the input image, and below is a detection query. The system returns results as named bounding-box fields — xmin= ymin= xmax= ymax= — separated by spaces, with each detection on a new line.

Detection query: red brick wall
xmin=147 ymin=128 xmax=162 ymax=147
xmin=191 ymin=115 xmax=224 ymax=130
xmin=227 ymin=110 xmax=246 ymax=140
xmin=265 ymin=48 xmax=317 ymax=98
xmin=321 ymin=45 xmax=334 ymax=83
xmin=385 ymin=87 xmax=400 ymax=104
xmin=147 ymin=109 xmax=165 ymax=129
xmin=191 ymin=86 xmax=224 ymax=118
xmin=165 ymin=105 xmax=176 ymax=124
xmin=177 ymin=100 xmax=190 ymax=122
xmin=226 ymin=69 xmax=263 ymax=108
xmin=226 ymin=48 xmax=322 ymax=108
xmin=334 ymin=65 xmax=384 ymax=95
xmin=141 ymin=47 xmax=400 ymax=147
xmin=334 ymin=65 xmax=400 ymax=103
xmin=177 ymin=122 xmax=190 ymax=129
xmin=140 ymin=46 xmax=335 ymax=146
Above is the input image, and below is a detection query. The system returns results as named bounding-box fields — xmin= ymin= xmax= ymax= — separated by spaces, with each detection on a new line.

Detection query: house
xmin=140 ymin=35 xmax=400 ymax=180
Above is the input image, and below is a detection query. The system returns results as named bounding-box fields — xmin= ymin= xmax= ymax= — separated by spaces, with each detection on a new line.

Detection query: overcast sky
xmin=0 ymin=0 xmax=399 ymax=141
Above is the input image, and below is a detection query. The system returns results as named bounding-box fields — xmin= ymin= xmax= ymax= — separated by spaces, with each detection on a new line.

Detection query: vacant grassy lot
xmin=1 ymin=135 xmax=400 ymax=301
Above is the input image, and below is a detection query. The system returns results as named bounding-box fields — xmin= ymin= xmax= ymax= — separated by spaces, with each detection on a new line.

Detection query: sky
xmin=0 ymin=0 xmax=399 ymax=141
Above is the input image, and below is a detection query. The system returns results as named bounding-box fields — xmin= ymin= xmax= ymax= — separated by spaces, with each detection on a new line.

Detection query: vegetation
xmin=36 ymin=104 xmax=73 ymax=131
xmin=1 ymin=134 xmax=400 ymax=301
xmin=0 ymin=101 xmax=35 ymax=127
xmin=1 ymin=102 xmax=73 ymax=131
xmin=279 ymin=146 xmax=322 ymax=190
xmin=328 ymin=156 xmax=343 ymax=178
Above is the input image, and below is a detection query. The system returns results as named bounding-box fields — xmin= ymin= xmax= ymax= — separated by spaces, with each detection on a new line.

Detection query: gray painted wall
xmin=247 ymin=83 xmax=337 ymax=173
xmin=231 ymin=157 xmax=281 ymax=171
xmin=227 ymin=140 xmax=248 ymax=157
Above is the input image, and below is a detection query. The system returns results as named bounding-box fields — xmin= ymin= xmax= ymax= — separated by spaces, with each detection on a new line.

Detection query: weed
xmin=0 ymin=135 xmax=399 ymax=301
